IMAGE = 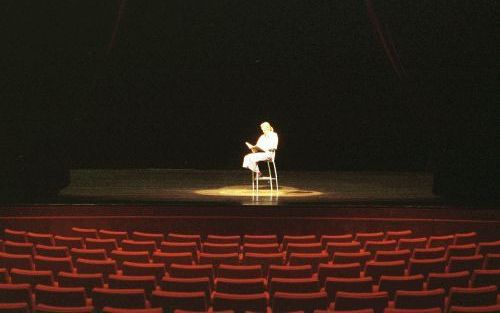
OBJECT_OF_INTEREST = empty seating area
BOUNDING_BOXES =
[0,228,500,312]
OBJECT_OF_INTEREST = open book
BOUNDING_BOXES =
[245,142,264,153]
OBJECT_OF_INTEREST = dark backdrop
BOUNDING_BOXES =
[1,1,497,174]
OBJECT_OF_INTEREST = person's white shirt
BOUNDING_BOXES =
[256,131,278,152]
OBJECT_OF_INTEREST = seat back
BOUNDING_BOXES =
[217,264,263,279]
[447,255,483,273]
[10,268,54,287]
[160,276,211,299]
[324,277,373,302]
[131,231,164,247]
[378,274,424,301]
[70,248,107,262]
[92,288,146,310]
[151,290,208,312]
[448,285,498,307]
[364,260,406,283]
[408,257,446,278]
[268,277,320,296]
[4,241,34,255]
[268,264,313,281]
[98,229,129,244]
[56,271,104,297]
[35,284,87,307]
[0,252,34,270]
[0,283,32,306]
[272,291,328,313]
[318,262,361,286]
[34,255,73,275]
[215,277,266,294]
[333,291,389,313]
[394,288,445,310]
[426,271,470,294]
[212,291,268,313]
[122,261,165,282]
[35,244,69,258]
[471,269,500,288]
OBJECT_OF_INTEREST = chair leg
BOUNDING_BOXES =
[267,161,273,191]
[273,161,279,191]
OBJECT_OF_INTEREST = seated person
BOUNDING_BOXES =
[242,121,278,176]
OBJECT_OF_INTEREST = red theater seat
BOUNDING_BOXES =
[54,236,84,249]
[166,234,202,250]
[363,260,406,283]
[212,291,268,313]
[483,253,500,269]
[272,291,328,313]
[0,252,34,270]
[169,264,214,285]
[332,291,389,313]
[375,250,411,265]
[0,283,33,307]
[449,305,500,313]
[268,264,313,281]
[92,288,147,311]
[427,235,454,248]
[324,277,373,302]
[447,255,483,273]
[393,289,445,311]
[288,252,329,272]
[448,285,498,308]
[160,242,198,258]
[217,264,263,279]
[243,252,284,275]
[285,243,323,260]
[34,304,94,313]
[354,232,385,247]
[282,235,318,250]
[477,241,500,255]
[70,227,98,239]
[378,274,424,301]
[397,238,427,252]
[326,242,362,259]
[332,252,371,267]
[198,252,239,267]
[268,277,320,296]
[445,244,477,259]
[453,232,477,245]
[426,271,470,294]
[10,268,54,287]
[121,240,157,257]
[84,238,118,255]
[122,261,165,283]
[4,229,27,243]
[385,230,413,241]
[151,290,208,312]
[34,255,73,275]
[318,263,361,285]
[98,229,129,244]
[131,232,164,247]
[243,234,278,245]
[202,243,239,254]
[56,271,104,297]
[412,248,445,260]
[70,248,107,261]
[36,244,69,258]
[152,252,194,269]
[160,276,211,299]
[320,234,354,248]
[215,277,266,294]
[0,302,30,313]
[34,284,87,307]
[112,250,151,269]
[364,241,398,256]
[76,258,117,281]
[4,241,34,256]
[108,274,157,298]
[408,258,446,278]
[471,269,500,288]
[206,235,241,245]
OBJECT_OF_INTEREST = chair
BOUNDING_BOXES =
[285,243,323,260]
[453,232,477,245]
[408,258,446,278]
[122,261,166,283]
[426,271,470,294]
[483,253,500,269]
[427,235,454,248]
[108,274,156,298]
[449,305,500,313]
[332,252,371,267]
[34,284,87,307]
[269,277,320,296]
[4,229,27,243]
[169,264,214,285]
[121,240,157,257]
[363,260,406,283]
[477,240,500,255]
[54,236,84,249]
[412,248,446,260]
[70,248,107,262]
[326,242,362,259]
[242,243,280,254]
[166,234,202,250]
[34,255,73,275]
[378,274,424,301]
[70,227,98,239]
[0,252,34,270]
[160,276,211,299]
[268,264,313,281]
[243,253,284,275]
[36,244,69,258]
[375,250,411,265]
[282,235,318,250]
[243,234,278,245]
[445,244,476,259]
[212,291,268,313]
[354,233,385,247]
[10,268,54,287]
[318,263,361,286]
[112,250,151,269]
[34,304,94,313]
[215,277,266,294]
[320,234,354,248]
[272,291,328,313]
[385,230,413,241]
[324,277,373,302]
[202,243,239,254]
[447,255,483,273]
[75,258,117,282]
[102,308,163,313]
[397,238,427,252]
[252,150,278,193]
[332,291,389,313]
[26,233,54,247]
[0,283,32,307]
[131,232,164,247]
[98,229,129,244]
[393,289,445,311]
[4,241,34,255]
[217,264,263,279]
[57,271,104,297]
[288,252,329,272]
[84,238,118,255]
[0,302,30,313]
[471,269,500,288]
[151,290,208,313]
[152,252,193,269]
[448,285,498,308]
[92,288,147,311]
[364,241,397,256]
[198,252,239,266]
[206,235,241,245]
[160,242,198,258]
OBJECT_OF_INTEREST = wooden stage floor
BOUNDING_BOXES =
[58,169,438,207]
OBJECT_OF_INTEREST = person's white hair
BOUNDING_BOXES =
[260,122,273,132]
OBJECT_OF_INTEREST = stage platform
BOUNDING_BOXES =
[1,169,498,239]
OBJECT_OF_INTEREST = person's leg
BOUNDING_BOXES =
[243,153,267,173]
